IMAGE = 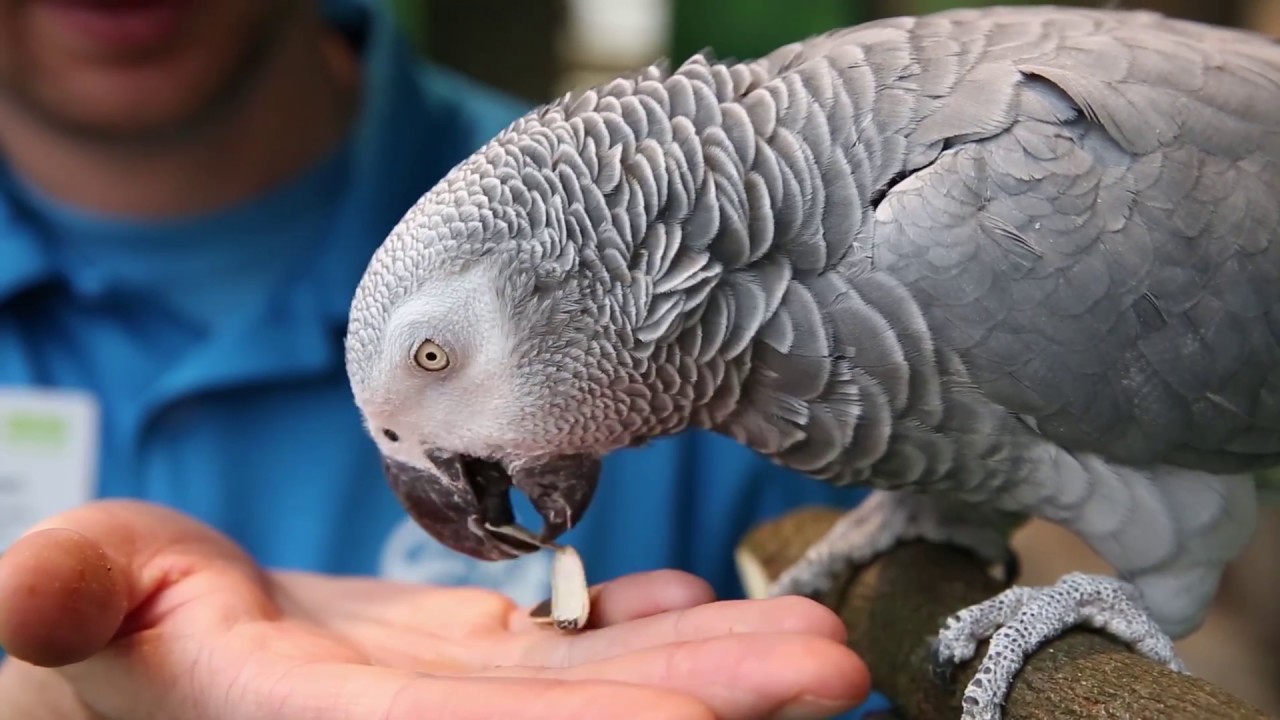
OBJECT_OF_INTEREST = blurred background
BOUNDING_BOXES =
[384,0,1280,714]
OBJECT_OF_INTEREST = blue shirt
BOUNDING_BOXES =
[0,1,888,715]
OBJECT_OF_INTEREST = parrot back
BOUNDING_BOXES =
[623,5,1280,498]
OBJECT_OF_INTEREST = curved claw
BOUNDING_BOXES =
[928,638,959,687]
[1000,552,1021,588]
[933,573,1183,720]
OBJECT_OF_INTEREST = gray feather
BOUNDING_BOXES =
[347,4,1280,640]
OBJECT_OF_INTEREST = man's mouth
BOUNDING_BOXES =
[37,0,194,55]
[381,451,601,561]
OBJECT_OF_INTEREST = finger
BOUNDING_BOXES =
[0,528,128,667]
[294,568,716,641]
[513,595,848,668]
[0,500,273,667]
[511,569,716,632]
[586,569,716,627]
[396,677,715,720]
[242,661,716,720]
[286,571,721,676]
[0,656,90,718]
[479,632,870,720]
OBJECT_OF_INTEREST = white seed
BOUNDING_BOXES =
[550,545,591,631]
[488,525,590,633]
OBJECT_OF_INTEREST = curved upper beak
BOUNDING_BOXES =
[381,451,601,562]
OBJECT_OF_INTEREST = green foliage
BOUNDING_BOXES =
[911,0,1041,12]
[670,0,1048,66]
[671,0,871,65]
[386,0,430,54]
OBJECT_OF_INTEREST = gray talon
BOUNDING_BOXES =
[932,572,1184,720]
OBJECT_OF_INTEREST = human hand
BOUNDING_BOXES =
[0,500,869,719]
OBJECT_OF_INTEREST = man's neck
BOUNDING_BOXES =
[0,9,360,220]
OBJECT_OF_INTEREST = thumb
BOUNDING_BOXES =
[0,526,126,667]
[0,500,272,668]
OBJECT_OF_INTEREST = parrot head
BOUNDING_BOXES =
[343,116,660,561]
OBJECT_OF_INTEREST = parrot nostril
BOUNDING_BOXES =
[382,428,400,443]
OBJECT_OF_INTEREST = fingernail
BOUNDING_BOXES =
[775,696,854,719]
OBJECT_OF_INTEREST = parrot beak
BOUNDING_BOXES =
[381,451,601,562]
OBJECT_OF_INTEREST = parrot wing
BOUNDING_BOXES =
[861,7,1280,473]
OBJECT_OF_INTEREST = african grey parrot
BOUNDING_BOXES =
[344,5,1280,718]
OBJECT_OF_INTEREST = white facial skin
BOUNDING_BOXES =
[353,266,529,468]
[348,257,614,560]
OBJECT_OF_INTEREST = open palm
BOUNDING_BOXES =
[0,501,869,720]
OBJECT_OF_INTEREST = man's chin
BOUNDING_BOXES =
[20,70,236,145]
[10,23,288,147]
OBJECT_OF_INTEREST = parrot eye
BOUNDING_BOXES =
[413,339,450,371]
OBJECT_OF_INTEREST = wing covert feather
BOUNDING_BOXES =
[866,12,1280,471]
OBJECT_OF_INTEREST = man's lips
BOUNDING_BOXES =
[37,0,193,54]
[382,451,601,562]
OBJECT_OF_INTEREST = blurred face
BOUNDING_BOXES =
[0,0,299,142]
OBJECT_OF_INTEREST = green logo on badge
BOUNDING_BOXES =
[2,411,68,449]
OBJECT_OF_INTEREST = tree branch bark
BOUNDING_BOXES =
[734,507,1266,719]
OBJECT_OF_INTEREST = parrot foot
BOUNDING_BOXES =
[766,490,1014,600]
[930,572,1185,720]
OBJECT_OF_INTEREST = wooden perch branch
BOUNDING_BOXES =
[734,507,1266,720]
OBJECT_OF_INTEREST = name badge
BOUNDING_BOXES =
[0,387,100,551]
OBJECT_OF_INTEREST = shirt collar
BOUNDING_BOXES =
[301,0,535,331]
[0,184,54,305]
[140,3,490,405]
